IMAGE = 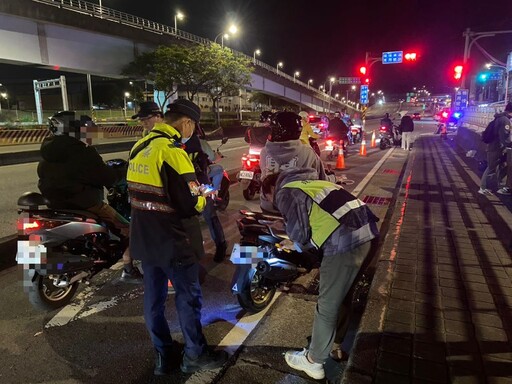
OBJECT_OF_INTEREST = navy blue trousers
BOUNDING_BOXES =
[141,260,207,359]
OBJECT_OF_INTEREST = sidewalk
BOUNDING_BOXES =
[344,135,512,383]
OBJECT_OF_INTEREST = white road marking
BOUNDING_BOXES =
[351,147,397,197]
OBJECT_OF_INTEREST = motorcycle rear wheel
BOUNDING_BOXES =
[216,190,230,211]
[236,268,276,313]
[29,273,79,311]
[379,139,389,150]
[243,187,256,201]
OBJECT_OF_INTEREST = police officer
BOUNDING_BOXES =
[261,168,379,380]
[166,100,228,262]
[127,99,228,376]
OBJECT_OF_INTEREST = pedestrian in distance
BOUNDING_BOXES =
[261,168,379,380]
[38,111,142,283]
[399,114,414,151]
[127,99,228,376]
[479,102,512,196]
[167,100,228,263]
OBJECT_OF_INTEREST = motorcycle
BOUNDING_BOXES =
[211,137,230,211]
[379,124,401,149]
[16,159,130,311]
[238,150,261,201]
[325,136,348,161]
[230,210,320,313]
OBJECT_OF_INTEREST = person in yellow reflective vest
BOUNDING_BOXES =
[127,99,227,376]
[261,168,379,381]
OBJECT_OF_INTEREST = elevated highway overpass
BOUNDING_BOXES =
[0,0,358,114]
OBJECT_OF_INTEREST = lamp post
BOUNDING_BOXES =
[485,62,509,104]
[276,61,283,74]
[293,71,300,83]
[174,11,184,33]
[0,92,8,112]
[215,24,238,48]
[327,77,335,112]
[123,92,130,118]
[308,79,313,88]
[253,49,261,64]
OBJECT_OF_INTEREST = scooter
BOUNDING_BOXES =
[379,124,401,149]
[238,150,261,201]
[16,159,130,311]
[230,210,320,313]
[325,136,348,161]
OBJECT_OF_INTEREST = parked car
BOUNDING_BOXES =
[412,112,421,120]
[308,115,328,135]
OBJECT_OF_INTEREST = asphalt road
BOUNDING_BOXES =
[0,118,438,383]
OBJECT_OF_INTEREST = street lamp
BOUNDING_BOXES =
[123,92,130,118]
[174,11,184,33]
[328,77,336,112]
[215,24,238,47]
[276,61,284,73]
[308,79,313,88]
[0,92,8,111]
[293,71,300,83]
[253,49,261,64]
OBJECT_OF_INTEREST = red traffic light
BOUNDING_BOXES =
[404,52,417,61]
[364,78,370,84]
[359,66,367,75]
[453,65,463,80]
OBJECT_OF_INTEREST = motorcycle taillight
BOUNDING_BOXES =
[17,217,66,235]
[326,139,333,146]
[241,154,260,170]
[379,126,387,132]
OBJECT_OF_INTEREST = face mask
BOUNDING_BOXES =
[181,136,191,144]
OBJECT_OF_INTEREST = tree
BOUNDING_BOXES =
[201,44,252,125]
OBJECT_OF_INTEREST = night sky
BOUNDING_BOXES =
[107,0,512,96]
[2,0,512,98]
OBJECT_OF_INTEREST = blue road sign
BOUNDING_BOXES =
[360,85,369,104]
[382,51,403,64]
[454,89,469,112]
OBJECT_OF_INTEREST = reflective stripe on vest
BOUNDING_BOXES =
[283,180,366,248]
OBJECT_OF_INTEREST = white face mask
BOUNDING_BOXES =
[181,136,191,144]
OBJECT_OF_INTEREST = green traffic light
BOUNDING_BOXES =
[478,73,489,82]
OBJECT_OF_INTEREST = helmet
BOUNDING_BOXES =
[384,113,390,118]
[48,111,78,136]
[269,111,302,142]
[298,111,309,120]
[259,111,273,123]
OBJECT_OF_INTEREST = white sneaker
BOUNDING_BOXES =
[284,348,325,380]
[478,188,493,196]
[497,187,512,196]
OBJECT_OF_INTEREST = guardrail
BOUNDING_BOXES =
[0,125,143,146]
[32,0,355,111]
[460,102,506,130]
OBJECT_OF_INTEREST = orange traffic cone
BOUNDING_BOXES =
[335,140,345,170]
[359,136,367,156]
[371,130,376,148]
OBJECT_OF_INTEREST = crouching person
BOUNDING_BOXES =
[261,168,379,380]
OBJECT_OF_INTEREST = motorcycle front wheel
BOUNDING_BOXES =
[236,268,276,313]
[379,139,389,150]
[29,273,79,311]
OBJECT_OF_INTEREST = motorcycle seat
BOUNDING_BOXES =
[17,192,50,208]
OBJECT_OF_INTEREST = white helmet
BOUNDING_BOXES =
[298,111,309,119]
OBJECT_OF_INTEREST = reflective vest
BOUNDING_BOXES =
[127,123,205,214]
[283,180,369,248]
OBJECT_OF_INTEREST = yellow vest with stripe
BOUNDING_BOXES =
[282,180,366,248]
[127,122,205,214]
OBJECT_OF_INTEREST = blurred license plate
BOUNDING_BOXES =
[239,171,254,180]
[325,145,334,151]
[16,240,47,265]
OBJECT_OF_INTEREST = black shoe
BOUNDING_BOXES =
[213,242,227,263]
[120,266,143,284]
[180,349,228,373]
[154,352,171,376]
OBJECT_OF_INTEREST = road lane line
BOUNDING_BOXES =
[351,147,396,197]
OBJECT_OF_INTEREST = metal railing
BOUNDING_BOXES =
[32,0,352,111]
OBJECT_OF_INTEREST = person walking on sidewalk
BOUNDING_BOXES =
[399,114,414,151]
[127,99,227,376]
[479,102,512,196]
[261,168,379,380]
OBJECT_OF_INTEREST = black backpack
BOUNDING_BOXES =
[481,118,497,144]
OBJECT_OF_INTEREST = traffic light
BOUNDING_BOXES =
[478,72,488,82]
[404,52,417,61]
[453,65,463,80]
[364,78,370,84]
[359,66,367,75]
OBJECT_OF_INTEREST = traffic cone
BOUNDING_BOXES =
[359,136,367,156]
[336,140,345,170]
[371,130,376,148]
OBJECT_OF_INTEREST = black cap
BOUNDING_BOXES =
[505,102,512,112]
[131,101,163,119]
[166,99,201,123]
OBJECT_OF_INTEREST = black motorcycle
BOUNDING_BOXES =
[379,124,401,149]
[16,159,130,311]
[230,210,320,313]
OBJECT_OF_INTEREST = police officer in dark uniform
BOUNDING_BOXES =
[127,99,227,376]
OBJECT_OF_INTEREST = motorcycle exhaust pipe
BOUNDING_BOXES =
[256,258,298,281]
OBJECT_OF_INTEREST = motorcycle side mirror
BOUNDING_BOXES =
[221,137,229,145]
